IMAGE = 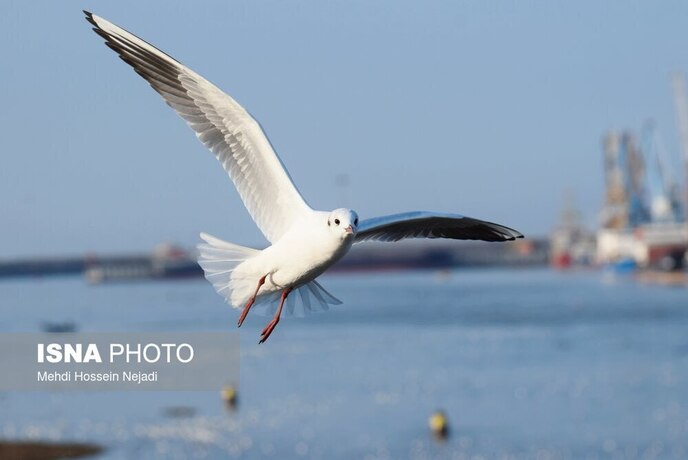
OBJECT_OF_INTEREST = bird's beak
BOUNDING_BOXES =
[344,225,354,234]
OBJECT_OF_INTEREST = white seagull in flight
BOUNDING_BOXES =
[85,12,523,343]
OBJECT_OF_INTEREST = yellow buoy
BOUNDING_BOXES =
[221,385,238,410]
[429,410,449,440]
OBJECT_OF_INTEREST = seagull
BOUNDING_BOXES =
[85,11,523,343]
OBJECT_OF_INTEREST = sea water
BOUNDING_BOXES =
[0,269,687,459]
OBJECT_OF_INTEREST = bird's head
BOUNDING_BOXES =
[327,208,359,240]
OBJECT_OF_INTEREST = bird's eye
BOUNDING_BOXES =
[354,218,358,225]
[334,219,340,225]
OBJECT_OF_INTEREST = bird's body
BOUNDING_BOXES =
[252,213,354,290]
[85,11,524,342]
[214,209,356,307]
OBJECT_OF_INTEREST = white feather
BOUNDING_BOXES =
[86,13,312,244]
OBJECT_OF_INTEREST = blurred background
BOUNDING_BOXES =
[1,1,688,459]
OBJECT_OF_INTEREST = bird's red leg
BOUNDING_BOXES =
[237,275,267,327]
[259,287,292,344]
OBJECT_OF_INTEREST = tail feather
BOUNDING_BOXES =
[311,280,343,305]
[259,283,342,317]
[197,232,259,307]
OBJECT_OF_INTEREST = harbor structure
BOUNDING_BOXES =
[597,117,688,270]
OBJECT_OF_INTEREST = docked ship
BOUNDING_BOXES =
[597,121,687,271]
[84,243,200,283]
[550,191,596,268]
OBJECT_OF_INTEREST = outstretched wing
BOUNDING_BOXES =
[355,211,523,243]
[85,11,312,243]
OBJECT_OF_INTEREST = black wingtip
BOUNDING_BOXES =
[83,10,97,27]
[510,230,525,240]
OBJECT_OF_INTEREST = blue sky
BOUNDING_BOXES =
[2,1,687,257]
